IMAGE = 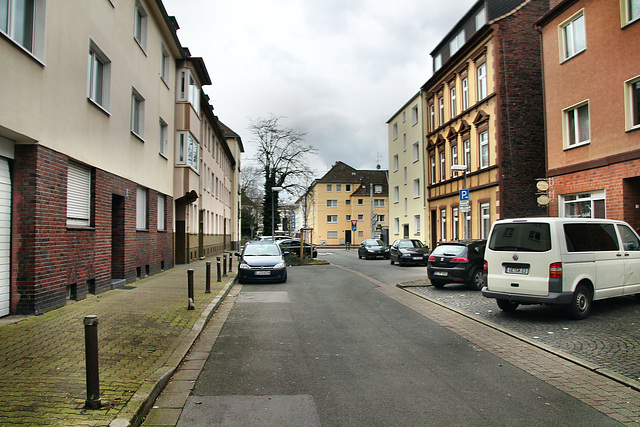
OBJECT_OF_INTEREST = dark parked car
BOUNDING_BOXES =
[389,239,430,266]
[358,239,390,260]
[235,241,288,284]
[277,239,317,258]
[427,240,486,290]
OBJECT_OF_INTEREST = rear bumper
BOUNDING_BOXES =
[481,287,574,305]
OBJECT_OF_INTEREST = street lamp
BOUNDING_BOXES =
[271,186,283,240]
[451,164,469,239]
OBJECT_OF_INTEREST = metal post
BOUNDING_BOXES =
[84,315,101,409]
[223,253,227,276]
[228,253,233,272]
[187,269,195,310]
[217,256,222,282]
[205,261,211,293]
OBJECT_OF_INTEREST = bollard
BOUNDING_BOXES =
[187,269,195,310]
[84,315,101,409]
[229,253,233,272]
[223,253,227,276]
[205,261,211,293]
[217,256,222,282]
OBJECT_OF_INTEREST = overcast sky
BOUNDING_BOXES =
[162,0,476,177]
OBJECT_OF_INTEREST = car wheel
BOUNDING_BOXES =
[238,276,245,284]
[390,258,395,265]
[281,272,288,283]
[567,284,592,320]
[467,269,485,291]
[430,280,445,288]
[358,253,362,259]
[497,299,519,313]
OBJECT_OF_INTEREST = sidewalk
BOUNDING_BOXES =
[0,255,236,427]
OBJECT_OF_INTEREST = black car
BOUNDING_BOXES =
[277,239,317,258]
[389,239,430,266]
[235,241,288,284]
[358,239,390,260]
[427,240,486,290]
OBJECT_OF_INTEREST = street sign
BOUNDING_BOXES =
[352,226,357,232]
[351,219,357,232]
[460,205,470,213]
[459,200,469,207]
[459,189,469,201]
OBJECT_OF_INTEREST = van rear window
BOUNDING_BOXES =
[488,223,551,252]
[564,223,619,252]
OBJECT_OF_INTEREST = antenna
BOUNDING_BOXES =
[375,152,381,170]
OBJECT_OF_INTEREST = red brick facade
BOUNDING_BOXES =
[12,145,174,315]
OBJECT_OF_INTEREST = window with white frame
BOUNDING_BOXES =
[429,103,435,131]
[451,145,459,177]
[327,199,338,207]
[404,167,407,185]
[177,131,199,171]
[67,162,92,226]
[462,77,469,110]
[465,211,472,239]
[358,199,364,205]
[346,184,351,192]
[377,215,385,223]
[479,130,489,168]
[394,217,400,235]
[134,1,147,50]
[449,30,465,56]
[430,155,436,184]
[476,7,486,30]
[439,151,445,181]
[159,118,168,157]
[561,11,586,61]
[374,199,385,207]
[412,142,419,162]
[625,76,640,130]
[411,104,419,125]
[1,0,45,58]
[393,154,399,171]
[452,207,459,240]
[413,178,420,198]
[327,184,332,192]
[358,214,364,220]
[87,41,111,110]
[481,202,491,238]
[404,198,408,216]
[394,186,399,203]
[358,231,364,237]
[464,139,471,170]
[327,215,338,223]
[178,69,200,115]
[414,215,421,234]
[403,134,407,151]
[450,86,457,117]
[561,191,605,218]
[327,231,338,239]
[623,0,640,24]
[136,185,148,230]
[564,101,590,148]
[345,199,351,206]
[402,111,406,122]
[131,88,145,138]
[346,215,351,221]
[440,209,447,241]
[160,45,170,84]
[477,63,487,100]
[438,96,444,126]
[157,194,166,231]
[336,184,342,192]
[434,53,442,71]
[392,122,398,139]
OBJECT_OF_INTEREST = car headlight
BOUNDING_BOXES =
[274,262,286,269]
[239,263,251,270]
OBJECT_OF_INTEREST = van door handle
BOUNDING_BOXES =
[617,253,623,257]
[625,253,630,257]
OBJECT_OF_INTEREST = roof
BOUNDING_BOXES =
[315,161,389,197]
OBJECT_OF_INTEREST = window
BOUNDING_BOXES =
[394,218,400,235]
[623,0,640,24]
[327,231,338,239]
[131,88,145,138]
[178,69,200,115]
[358,231,364,237]
[561,11,586,60]
[564,101,590,148]
[159,119,168,157]
[404,198,408,216]
[157,194,166,231]
[429,104,435,131]
[336,184,342,192]
[412,142,419,162]
[392,122,398,139]
[430,155,436,184]
[450,86,457,117]
[403,134,407,151]
[413,178,420,198]
[136,186,148,230]
[377,215,385,223]
[462,77,469,110]
[451,145,459,177]
[358,214,364,221]
[481,203,491,238]
[327,215,338,223]
[87,41,111,110]
[160,45,170,84]
[440,209,447,241]
[438,97,444,126]
[452,208,459,240]
[346,215,351,221]
[393,154,399,171]
[564,223,618,252]
[411,104,419,125]
[67,162,92,226]
[618,224,640,251]
[434,53,442,71]
[477,63,487,100]
[404,167,407,185]
[358,199,364,205]
[345,200,351,206]
[464,139,471,171]
[414,215,421,234]
[345,184,351,192]
[625,76,640,130]
[327,199,338,207]
[373,199,385,207]
[327,184,332,192]
[464,211,472,240]
[394,186,399,203]
[476,7,486,30]
[177,131,199,171]
[449,30,465,56]
[561,191,605,218]
[439,151,445,182]
[1,0,45,58]
[479,131,489,168]
[134,1,147,50]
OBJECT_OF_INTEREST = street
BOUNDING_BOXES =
[174,249,621,426]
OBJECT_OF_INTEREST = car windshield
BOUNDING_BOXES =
[365,240,385,247]
[488,223,551,252]
[243,244,281,256]
[398,240,423,249]
[431,245,465,256]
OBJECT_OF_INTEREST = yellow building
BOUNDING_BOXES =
[297,162,389,246]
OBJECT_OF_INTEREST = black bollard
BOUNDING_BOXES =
[187,269,195,310]
[223,253,227,276]
[229,253,233,273]
[205,261,211,293]
[84,315,101,409]
[217,256,222,282]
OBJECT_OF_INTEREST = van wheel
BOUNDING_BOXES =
[497,299,519,313]
[468,269,484,291]
[567,284,592,320]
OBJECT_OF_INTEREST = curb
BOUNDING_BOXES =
[398,284,640,393]
[109,274,237,427]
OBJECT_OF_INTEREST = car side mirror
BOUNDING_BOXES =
[283,251,290,256]
[234,252,241,257]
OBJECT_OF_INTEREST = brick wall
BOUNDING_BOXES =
[11,145,174,315]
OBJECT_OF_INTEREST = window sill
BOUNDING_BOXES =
[88,98,111,116]
[0,31,45,66]
[563,140,590,151]
[625,125,640,134]
[67,225,95,231]
[137,228,149,232]
[560,48,586,65]
[131,131,145,143]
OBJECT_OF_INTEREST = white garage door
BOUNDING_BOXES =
[0,158,10,317]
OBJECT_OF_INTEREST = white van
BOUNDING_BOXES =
[482,217,640,319]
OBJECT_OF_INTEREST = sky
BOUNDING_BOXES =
[162,0,477,178]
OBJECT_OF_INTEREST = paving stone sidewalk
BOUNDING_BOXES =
[0,256,236,427]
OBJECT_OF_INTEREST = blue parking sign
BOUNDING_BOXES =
[460,189,469,201]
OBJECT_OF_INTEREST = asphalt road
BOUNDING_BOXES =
[178,249,619,426]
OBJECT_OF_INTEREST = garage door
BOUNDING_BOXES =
[0,158,10,317]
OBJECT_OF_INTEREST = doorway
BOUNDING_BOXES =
[111,195,125,280]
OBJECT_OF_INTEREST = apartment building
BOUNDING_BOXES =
[0,0,183,315]
[298,162,389,246]
[218,121,245,250]
[387,93,427,242]
[423,0,548,246]
[537,0,640,228]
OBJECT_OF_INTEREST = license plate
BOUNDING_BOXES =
[434,271,448,276]
[412,257,423,260]
[505,267,529,275]
[255,271,271,276]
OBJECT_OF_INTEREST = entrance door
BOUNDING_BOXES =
[403,224,409,239]
[0,158,11,316]
[111,195,125,280]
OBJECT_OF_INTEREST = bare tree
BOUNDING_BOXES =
[249,115,317,236]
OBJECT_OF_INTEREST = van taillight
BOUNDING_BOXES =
[549,262,562,278]
[484,260,488,273]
